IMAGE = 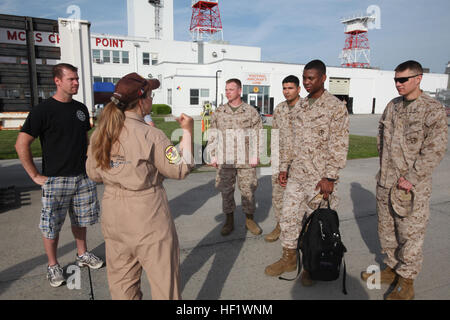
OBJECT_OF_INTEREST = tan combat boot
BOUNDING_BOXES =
[265,247,297,276]
[300,270,314,286]
[361,266,397,284]
[264,223,280,242]
[221,213,234,236]
[386,276,415,300]
[245,214,262,235]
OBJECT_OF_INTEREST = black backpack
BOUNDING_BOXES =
[281,201,347,295]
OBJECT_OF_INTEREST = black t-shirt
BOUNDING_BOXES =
[21,97,91,177]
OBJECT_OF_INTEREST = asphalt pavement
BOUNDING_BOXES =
[0,114,449,300]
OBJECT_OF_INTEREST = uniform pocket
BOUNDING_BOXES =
[240,117,252,128]
[405,130,421,144]
[404,123,423,152]
[310,122,329,144]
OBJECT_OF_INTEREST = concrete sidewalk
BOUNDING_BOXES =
[1,115,449,300]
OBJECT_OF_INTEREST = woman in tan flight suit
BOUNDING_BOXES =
[86,72,193,300]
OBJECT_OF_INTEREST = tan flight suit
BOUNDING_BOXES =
[86,111,193,300]
[207,102,263,215]
[279,90,349,249]
[376,92,447,279]
[271,99,303,223]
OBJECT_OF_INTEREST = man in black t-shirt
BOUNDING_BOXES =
[15,63,103,288]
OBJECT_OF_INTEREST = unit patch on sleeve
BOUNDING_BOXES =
[165,145,181,164]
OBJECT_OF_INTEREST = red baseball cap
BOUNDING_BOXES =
[111,73,160,106]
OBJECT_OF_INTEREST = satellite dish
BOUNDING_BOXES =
[148,73,153,78]
[212,51,218,58]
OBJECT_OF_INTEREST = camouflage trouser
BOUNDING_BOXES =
[271,174,285,223]
[279,180,339,249]
[377,183,431,279]
[215,167,257,215]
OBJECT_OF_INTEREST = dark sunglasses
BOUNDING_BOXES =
[394,74,422,84]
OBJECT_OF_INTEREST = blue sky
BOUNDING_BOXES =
[1,0,449,73]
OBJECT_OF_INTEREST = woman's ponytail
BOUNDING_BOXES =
[90,101,126,170]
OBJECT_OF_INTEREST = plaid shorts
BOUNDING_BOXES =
[40,174,100,239]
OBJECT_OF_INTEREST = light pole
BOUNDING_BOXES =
[215,70,222,110]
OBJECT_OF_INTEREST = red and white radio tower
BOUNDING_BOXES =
[190,0,223,42]
[340,14,375,68]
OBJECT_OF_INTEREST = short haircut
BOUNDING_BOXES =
[226,78,242,88]
[304,59,326,76]
[282,75,300,87]
[395,60,423,74]
[52,63,78,79]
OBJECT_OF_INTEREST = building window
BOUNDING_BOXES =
[151,53,158,65]
[112,51,120,64]
[93,50,101,63]
[143,52,150,65]
[113,78,120,84]
[190,89,199,105]
[103,50,110,63]
[200,89,209,98]
[93,76,102,83]
[103,77,112,83]
[167,89,172,105]
[122,51,129,64]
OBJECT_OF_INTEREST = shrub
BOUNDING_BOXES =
[152,104,172,115]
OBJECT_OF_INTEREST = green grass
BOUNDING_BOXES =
[348,134,379,159]
[0,130,42,159]
[0,128,96,160]
[257,127,379,160]
[0,122,379,160]
[152,117,185,139]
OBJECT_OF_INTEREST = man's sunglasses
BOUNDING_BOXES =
[394,74,422,84]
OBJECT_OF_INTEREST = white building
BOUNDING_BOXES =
[1,0,447,129]
[88,0,448,116]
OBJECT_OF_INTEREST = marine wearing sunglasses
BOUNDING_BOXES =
[394,74,423,84]
[394,61,424,102]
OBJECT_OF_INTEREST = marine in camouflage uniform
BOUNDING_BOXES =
[265,61,349,281]
[271,100,303,220]
[266,92,303,242]
[207,87,263,236]
[279,90,349,250]
[375,93,447,277]
[361,60,448,300]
